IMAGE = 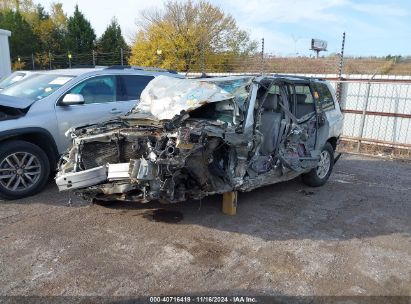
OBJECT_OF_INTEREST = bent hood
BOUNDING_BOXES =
[134,75,234,120]
[0,94,34,109]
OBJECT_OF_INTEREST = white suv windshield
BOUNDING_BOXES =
[1,74,74,101]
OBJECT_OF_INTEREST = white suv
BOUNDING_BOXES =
[0,67,183,199]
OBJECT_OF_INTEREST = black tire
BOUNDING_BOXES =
[302,142,334,187]
[0,140,50,200]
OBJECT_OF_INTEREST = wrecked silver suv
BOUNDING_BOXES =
[56,75,343,204]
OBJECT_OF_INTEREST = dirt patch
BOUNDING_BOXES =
[0,154,410,296]
[144,209,184,223]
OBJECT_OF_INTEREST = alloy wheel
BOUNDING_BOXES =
[316,150,331,179]
[0,152,42,191]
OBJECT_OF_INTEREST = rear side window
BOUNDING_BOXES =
[117,75,154,101]
[294,84,315,119]
[313,82,335,110]
[294,85,314,104]
[268,85,280,94]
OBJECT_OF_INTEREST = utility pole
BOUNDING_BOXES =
[92,50,96,66]
[292,35,300,56]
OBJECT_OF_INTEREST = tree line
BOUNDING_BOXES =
[0,0,258,72]
[0,0,129,68]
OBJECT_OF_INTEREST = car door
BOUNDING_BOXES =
[289,82,318,150]
[54,74,157,149]
[55,75,120,148]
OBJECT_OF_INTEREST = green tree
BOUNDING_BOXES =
[130,0,257,71]
[97,17,129,53]
[0,9,38,57]
[66,5,95,54]
[96,17,130,64]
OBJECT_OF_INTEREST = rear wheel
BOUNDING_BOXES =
[0,141,50,200]
[302,142,334,187]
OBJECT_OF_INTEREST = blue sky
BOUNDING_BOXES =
[40,0,411,56]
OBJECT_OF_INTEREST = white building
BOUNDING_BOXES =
[0,29,11,78]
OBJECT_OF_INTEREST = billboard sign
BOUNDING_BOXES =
[311,39,327,51]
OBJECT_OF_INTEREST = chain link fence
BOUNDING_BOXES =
[12,49,132,70]
[335,76,411,158]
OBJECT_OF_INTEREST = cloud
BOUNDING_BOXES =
[348,2,408,17]
[220,0,346,24]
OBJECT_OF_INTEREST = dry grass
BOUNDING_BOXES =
[338,140,411,159]
[198,56,411,75]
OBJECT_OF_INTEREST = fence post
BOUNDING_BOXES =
[49,51,52,70]
[356,75,376,152]
[120,48,124,66]
[261,38,265,75]
[200,42,205,76]
[92,50,96,66]
[68,52,72,68]
[336,32,346,103]
[31,53,35,70]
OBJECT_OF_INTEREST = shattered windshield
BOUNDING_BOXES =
[207,76,252,107]
[132,76,252,121]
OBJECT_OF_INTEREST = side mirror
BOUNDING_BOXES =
[61,93,84,105]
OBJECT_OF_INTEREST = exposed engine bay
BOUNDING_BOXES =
[56,75,329,203]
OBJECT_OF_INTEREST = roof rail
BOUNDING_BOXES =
[105,65,178,74]
[271,73,324,81]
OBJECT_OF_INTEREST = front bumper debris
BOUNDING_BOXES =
[56,165,107,191]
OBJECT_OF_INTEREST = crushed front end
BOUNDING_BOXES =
[58,118,244,203]
[56,76,250,203]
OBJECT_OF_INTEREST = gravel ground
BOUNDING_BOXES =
[0,154,410,297]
